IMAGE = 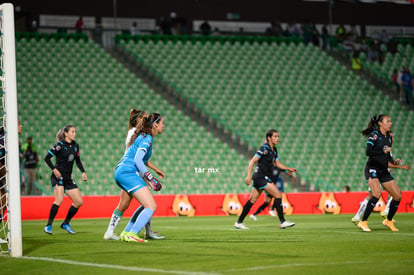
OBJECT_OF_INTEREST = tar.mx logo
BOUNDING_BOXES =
[194,167,220,174]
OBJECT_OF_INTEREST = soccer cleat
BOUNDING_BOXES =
[120,231,128,242]
[269,210,276,217]
[103,233,120,240]
[280,220,295,229]
[234,222,248,230]
[144,232,166,240]
[351,217,360,225]
[382,219,399,232]
[44,225,52,235]
[0,238,7,244]
[380,213,395,222]
[125,232,148,243]
[357,221,371,232]
[249,214,257,221]
[60,223,76,234]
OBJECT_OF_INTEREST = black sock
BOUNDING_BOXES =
[131,205,145,223]
[253,202,270,216]
[238,201,253,223]
[274,198,285,223]
[272,199,278,210]
[387,199,400,221]
[63,206,78,224]
[47,204,59,226]
[362,196,379,221]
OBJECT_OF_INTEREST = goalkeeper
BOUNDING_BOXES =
[104,109,165,241]
[114,113,165,243]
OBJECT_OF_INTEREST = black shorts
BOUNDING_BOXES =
[51,175,78,190]
[364,167,393,183]
[252,173,272,190]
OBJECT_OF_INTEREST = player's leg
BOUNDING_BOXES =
[44,181,65,234]
[104,190,132,240]
[264,184,294,229]
[126,187,157,242]
[270,180,284,216]
[352,192,372,224]
[358,178,381,232]
[61,187,83,234]
[235,188,261,229]
[250,195,272,220]
[381,195,393,218]
[381,180,401,231]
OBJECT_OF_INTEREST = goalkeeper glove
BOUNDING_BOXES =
[144,171,162,191]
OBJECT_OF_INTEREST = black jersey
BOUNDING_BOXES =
[254,143,279,177]
[365,130,394,172]
[44,140,85,180]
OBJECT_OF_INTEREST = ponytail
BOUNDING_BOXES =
[128,109,145,130]
[361,114,385,137]
[127,113,161,148]
[56,124,74,141]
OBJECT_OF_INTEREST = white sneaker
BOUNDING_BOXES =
[250,214,257,221]
[269,210,276,217]
[103,233,120,241]
[280,220,295,229]
[234,222,249,230]
[0,238,7,244]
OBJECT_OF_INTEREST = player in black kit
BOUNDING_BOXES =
[234,129,297,230]
[43,125,87,235]
[358,115,409,232]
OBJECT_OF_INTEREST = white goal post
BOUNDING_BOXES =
[0,3,22,257]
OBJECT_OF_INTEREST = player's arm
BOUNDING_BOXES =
[275,159,297,173]
[388,161,410,170]
[147,160,165,179]
[44,148,62,179]
[74,145,87,181]
[245,155,259,185]
[285,170,297,183]
[134,141,162,191]
[75,157,87,181]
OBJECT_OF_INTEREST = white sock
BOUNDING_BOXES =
[355,199,368,219]
[384,197,392,215]
[105,210,123,235]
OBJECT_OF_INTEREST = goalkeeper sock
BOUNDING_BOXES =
[47,204,59,226]
[387,199,400,221]
[106,209,123,235]
[253,201,270,216]
[362,196,379,221]
[238,200,253,223]
[124,206,144,232]
[63,205,78,224]
[131,208,154,234]
[274,198,285,223]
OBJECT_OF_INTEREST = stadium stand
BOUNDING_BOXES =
[117,34,414,192]
[16,33,250,196]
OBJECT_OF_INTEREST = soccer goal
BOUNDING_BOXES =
[0,3,22,257]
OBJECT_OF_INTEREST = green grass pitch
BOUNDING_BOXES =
[1,214,414,274]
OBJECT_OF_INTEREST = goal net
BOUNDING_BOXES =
[0,3,22,257]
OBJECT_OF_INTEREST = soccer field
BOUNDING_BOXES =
[1,214,414,275]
